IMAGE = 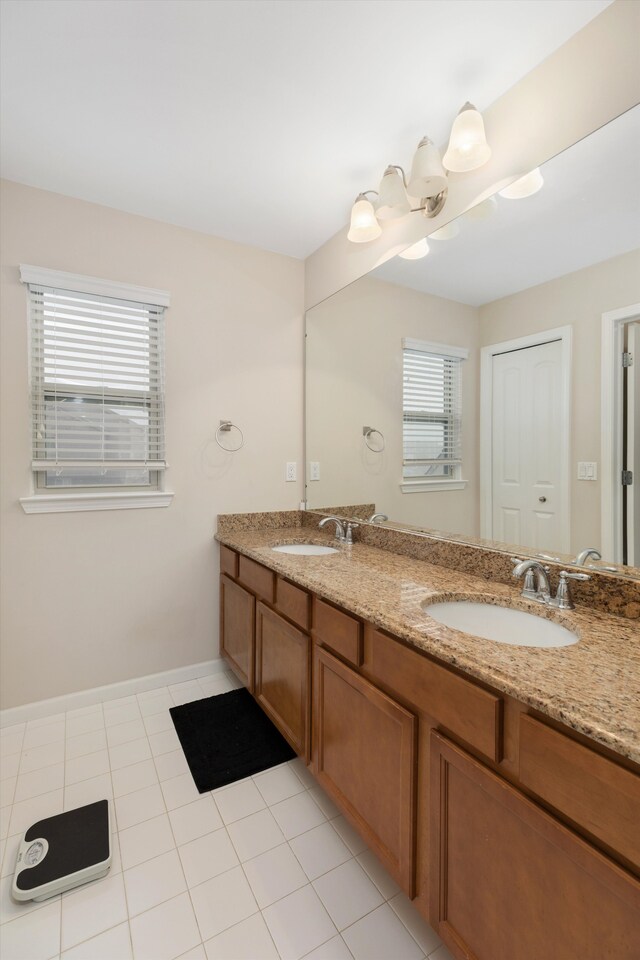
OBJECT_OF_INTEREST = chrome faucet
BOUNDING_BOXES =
[318,516,346,542]
[574,547,602,566]
[552,570,591,610]
[344,522,359,545]
[511,558,552,604]
[368,513,388,523]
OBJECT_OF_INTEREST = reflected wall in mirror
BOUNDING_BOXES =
[305,107,640,577]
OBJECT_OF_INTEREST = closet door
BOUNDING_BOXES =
[429,731,640,960]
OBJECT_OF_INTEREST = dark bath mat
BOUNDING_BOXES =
[170,687,296,792]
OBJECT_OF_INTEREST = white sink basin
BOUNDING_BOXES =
[424,600,578,648]
[272,543,339,556]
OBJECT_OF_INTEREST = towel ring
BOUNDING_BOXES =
[215,420,244,452]
[363,426,385,452]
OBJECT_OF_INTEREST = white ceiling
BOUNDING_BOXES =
[373,105,640,305]
[0,0,612,259]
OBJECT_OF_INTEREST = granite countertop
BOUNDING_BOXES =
[215,526,640,765]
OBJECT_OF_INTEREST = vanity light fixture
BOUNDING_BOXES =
[498,167,544,199]
[430,220,460,240]
[398,238,429,260]
[347,101,491,244]
[442,102,492,172]
[464,195,498,222]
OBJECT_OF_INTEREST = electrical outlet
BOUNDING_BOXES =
[309,461,320,481]
[286,461,297,482]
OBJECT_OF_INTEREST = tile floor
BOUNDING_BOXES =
[0,669,453,960]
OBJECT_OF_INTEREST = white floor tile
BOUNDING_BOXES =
[341,903,423,960]
[198,675,237,699]
[189,866,258,941]
[103,703,141,728]
[65,712,105,740]
[254,764,306,806]
[63,773,113,811]
[227,809,285,862]
[262,884,337,960]
[9,789,64,837]
[307,787,340,821]
[119,814,175,870]
[106,719,146,748]
[204,913,279,960]
[22,721,65,750]
[331,817,368,856]
[109,737,152,771]
[313,860,384,931]
[129,891,201,960]
[65,703,102,719]
[0,778,16,808]
[112,759,158,798]
[168,797,222,846]
[114,783,166,831]
[389,893,442,956]
[139,694,175,718]
[212,778,266,825]
[302,935,354,960]
[154,750,190,782]
[15,763,64,803]
[0,873,59,925]
[137,687,170,702]
[64,750,110,786]
[1,753,20,781]
[61,873,127,951]
[19,741,65,775]
[0,731,24,759]
[177,946,207,960]
[27,713,65,729]
[288,758,317,790]
[356,850,401,900]
[178,828,239,888]
[1,834,20,878]
[64,729,107,761]
[124,848,187,917]
[243,842,308,909]
[149,728,181,757]
[270,791,326,840]
[61,921,132,960]
[0,897,61,960]
[0,723,25,740]
[290,823,352,880]
[428,945,455,960]
[161,773,200,811]
[169,681,204,706]
[143,711,174,736]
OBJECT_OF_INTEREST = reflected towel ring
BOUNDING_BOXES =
[363,426,385,452]
[215,420,244,452]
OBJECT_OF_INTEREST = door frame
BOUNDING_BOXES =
[601,303,640,562]
[480,326,572,552]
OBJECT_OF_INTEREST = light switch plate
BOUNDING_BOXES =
[309,461,320,481]
[577,461,598,480]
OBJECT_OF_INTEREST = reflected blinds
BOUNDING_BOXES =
[27,283,166,481]
[402,339,467,480]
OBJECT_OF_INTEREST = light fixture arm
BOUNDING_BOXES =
[409,187,448,219]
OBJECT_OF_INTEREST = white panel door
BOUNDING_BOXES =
[627,322,640,566]
[491,340,564,551]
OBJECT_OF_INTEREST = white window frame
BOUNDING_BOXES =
[19,265,174,514]
[400,337,469,494]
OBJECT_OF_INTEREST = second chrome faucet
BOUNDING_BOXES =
[512,558,590,610]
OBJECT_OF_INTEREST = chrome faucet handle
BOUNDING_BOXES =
[551,570,591,610]
[344,522,359,545]
[318,516,346,542]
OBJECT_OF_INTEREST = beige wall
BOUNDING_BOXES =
[0,180,304,709]
[479,249,640,553]
[306,276,480,535]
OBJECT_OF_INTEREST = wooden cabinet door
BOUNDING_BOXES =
[313,645,417,895]
[220,574,255,692]
[430,732,640,960]
[255,603,310,759]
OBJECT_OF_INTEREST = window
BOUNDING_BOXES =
[402,337,468,491]
[20,266,171,512]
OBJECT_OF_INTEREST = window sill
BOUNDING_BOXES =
[400,479,467,493]
[20,491,174,514]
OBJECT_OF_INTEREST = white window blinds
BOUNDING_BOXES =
[402,338,468,480]
[24,269,167,488]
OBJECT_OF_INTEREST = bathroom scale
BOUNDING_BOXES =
[12,799,111,902]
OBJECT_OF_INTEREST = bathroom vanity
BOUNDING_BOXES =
[216,516,639,960]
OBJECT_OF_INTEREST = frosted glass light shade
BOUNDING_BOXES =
[430,221,460,240]
[347,195,382,242]
[376,167,411,220]
[443,102,491,172]
[499,168,544,199]
[407,138,448,199]
[398,238,429,260]
[465,195,497,222]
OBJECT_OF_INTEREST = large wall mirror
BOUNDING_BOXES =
[305,107,640,578]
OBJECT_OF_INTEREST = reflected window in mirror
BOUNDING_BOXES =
[402,338,469,490]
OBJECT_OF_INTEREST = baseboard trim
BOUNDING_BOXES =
[0,658,226,728]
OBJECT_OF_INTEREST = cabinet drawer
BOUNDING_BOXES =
[238,556,276,604]
[368,628,502,762]
[219,544,239,578]
[314,598,363,667]
[519,715,640,868]
[276,577,311,631]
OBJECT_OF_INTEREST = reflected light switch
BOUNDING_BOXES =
[577,461,598,480]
